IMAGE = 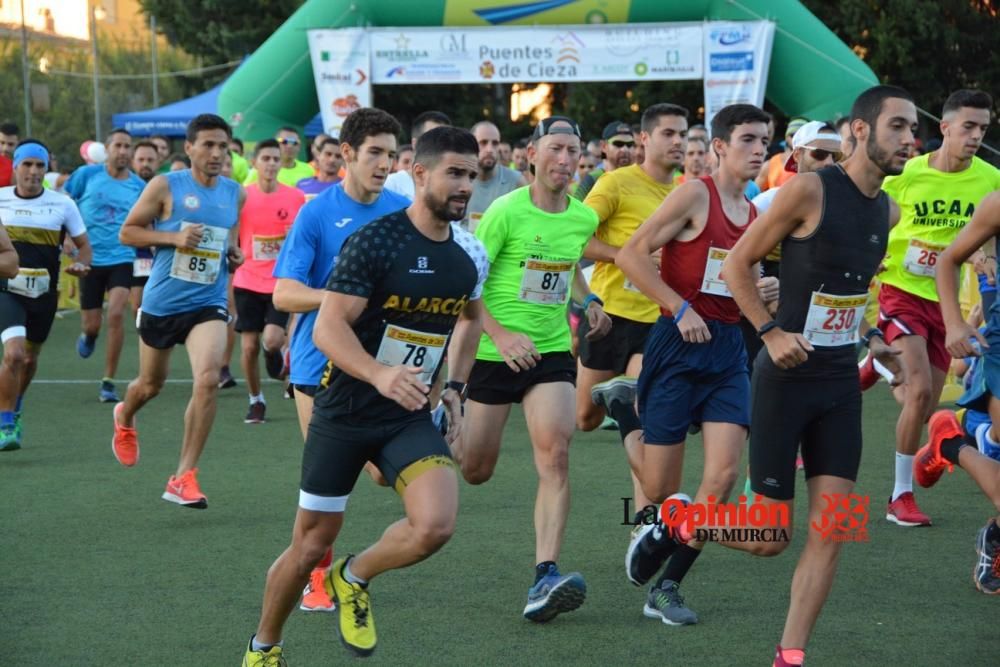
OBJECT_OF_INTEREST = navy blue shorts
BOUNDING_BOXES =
[637,316,749,444]
[957,305,1000,414]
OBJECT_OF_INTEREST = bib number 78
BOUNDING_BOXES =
[402,343,427,366]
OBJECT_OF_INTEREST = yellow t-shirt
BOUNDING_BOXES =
[881,154,1000,302]
[244,160,315,188]
[584,163,677,323]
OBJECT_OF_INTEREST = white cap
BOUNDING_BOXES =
[784,121,841,172]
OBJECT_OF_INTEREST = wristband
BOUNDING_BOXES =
[861,327,885,347]
[582,293,603,310]
[444,380,468,402]
[673,300,690,324]
[757,320,780,337]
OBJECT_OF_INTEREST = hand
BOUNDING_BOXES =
[675,306,711,344]
[175,224,204,249]
[876,256,889,274]
[945,320,989,359]
[441,389,464,445]
[227,245,245,269]
[493,328,540,372]
[372,365,429,411]
[757,276,780,303]
[61,238,78,258]
[870,338,905,387]
[973,253,997,286]
[65,262,90,277]
[584,303,612,341]
[762,328,813,369]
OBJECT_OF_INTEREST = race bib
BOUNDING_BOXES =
[7,267,49,298]
[252,234,285,261]
[133,257,153,278]
[803,291,868,347]
[701,247,732,297]
[467,212,483,233]
[519,259,572,305]
[903,239,945,278]
[169,222,226,285]
[374,324,447,385]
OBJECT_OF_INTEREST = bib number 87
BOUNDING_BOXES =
[188,257,208,272]
[823,308,856,332]
[403,343,427,366]
[541,272,560,290]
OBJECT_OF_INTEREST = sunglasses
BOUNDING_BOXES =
[807,148,842,162]
[276,138,300,146]
[609,140,636,148]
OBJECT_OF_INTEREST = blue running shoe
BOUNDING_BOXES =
[77,333,95,359]
[0,423,20,452]
[523,564,586,623]
[99,380,119,403]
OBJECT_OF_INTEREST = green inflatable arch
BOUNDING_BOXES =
[218,0,878,139]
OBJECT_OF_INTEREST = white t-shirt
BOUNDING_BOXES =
[384,170,415,199]
[751,186,779,214]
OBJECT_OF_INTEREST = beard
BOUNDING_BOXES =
[424,189,468,222]
[479,155,496,171]
[866,128,902,176]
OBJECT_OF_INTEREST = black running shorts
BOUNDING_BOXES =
[80,263,133,310]
[137,305,230,349]
[578,313,652,372]
[467,351,576,404]
[233,287,289,333]
[0,290,58,344]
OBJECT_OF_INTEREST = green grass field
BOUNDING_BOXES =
[2,313,998,666]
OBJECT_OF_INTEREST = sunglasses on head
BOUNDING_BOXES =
[277,138,300,146]
[609,140,635,148]
[807,148,842,162]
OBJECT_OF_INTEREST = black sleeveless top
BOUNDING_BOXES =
[759,165,889,379]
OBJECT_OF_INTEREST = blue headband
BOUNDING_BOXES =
[13,143,49,170]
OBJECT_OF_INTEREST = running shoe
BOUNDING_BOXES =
[245,402,266,424]
[0,422,20,452]
[264,348,284,380]
[885,491,931,527]
[974,519,1000,595]
[218,366,237,389]
[162,468,207,509]
[590,375,637,411]
[76,333,95,359]
[328,557,376,656]
[300,567,336,612]
[241,638,286,667]
[599,416,618,431]
[111,402,139,467]
[99,379,119,403]
[523,564,586,623]
[773,646,806,667]
[626,493,690,586]
[643,579,698,625]
[914,410,960,488]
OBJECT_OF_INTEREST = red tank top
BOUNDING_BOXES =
[659,176,756,324]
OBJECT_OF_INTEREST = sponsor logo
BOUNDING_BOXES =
[634,62,648,76]
[811,493,870,542]
[409,256,434,274]
[480,60,496,79]
[183,195,200,210]
[385,66,406,78]
[710,52,754,72]
[332,94,361,118]
[711,26,752,46]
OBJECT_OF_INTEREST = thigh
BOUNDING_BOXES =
[523,380,576,448]
[299,417,374,512]
[378,417,455,495]
[460,399,513,466]
[262,322,287,350]
[185,318,228,380]
[24,293,58,345]
[264,299,290,329]
[233,287,266,333]
[137,338,173,387]
[701,421,748,484]
[468,359,527,404]
[79,267,111,311]
[624,352,644,378]
[801,379,863,483]
[0,292,27,342]
[106,263,134,293]
[748,371,810,501]
[891,333,933,393]
[106,282,131,316]
[578,313,624,372]
[400,465,459,530]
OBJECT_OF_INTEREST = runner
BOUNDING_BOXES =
[573,121,636,200]
[0,140,92,450]
[232,139,304,424]
[296,137,342,198]
[869,88,999,526]
[65,128,146,402]
[129,141,159,315]
[384,111,451,199]
[451,115,612,623]
[600,104,772,625]
[242,126,487,663]
[111,113,244,509]
[246,127,315,187]
[464,121,526,230]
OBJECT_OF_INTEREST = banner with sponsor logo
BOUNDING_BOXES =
[702,21,775,131]
[307,29,372,138]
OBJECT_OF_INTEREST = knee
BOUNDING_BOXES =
[747,537,790,557]
[107,310,125,329]
[703,467,740,499]
[411,517,455,557]
[641,481,672,506]
[134,377,163,401]
[262,332,284,353]
[194,368,221,392]
[3,346,26,369]
[461,461,495,485]
[535,440,570,478]
[576,406,601,432]
[905,379,933,409]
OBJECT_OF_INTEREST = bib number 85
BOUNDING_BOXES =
[188,257,208,273]
[823,307,857,331]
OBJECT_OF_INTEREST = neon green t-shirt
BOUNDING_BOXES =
[230,151,249,184]
[474,187,599,361]
[881,154,1000,302]
[244,160,315,188]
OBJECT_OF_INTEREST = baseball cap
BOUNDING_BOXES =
[784,120,842,172]
[784,117,809,138]
[531,116,583,142]
[601,121,633,140]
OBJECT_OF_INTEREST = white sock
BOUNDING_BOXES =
[892,452,914,501]
[250,635,282,651]
[344,559,368,586]
[249,393,265,405]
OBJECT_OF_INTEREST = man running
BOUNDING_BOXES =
[66,128,146,402]
[868,88,999,526]
[273,107,410,614]
[464,121,526,230]
[129,141,159,315]
[242,126,487,664]
[0,140,92,450]
[451,116,612,623]
[601,104,771,625]
[246,127,315,187]
[573,121,636,200]
[232,139,304,424]
[111,113,244,509]
[384,111,451,199]
[296,137,342,199]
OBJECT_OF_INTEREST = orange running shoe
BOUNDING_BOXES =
[300,567,336,612]
[914,410,961,488]
[886,491,931,526]
[111,402,139,467]
[162,468,207,509]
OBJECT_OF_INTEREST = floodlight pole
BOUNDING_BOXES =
[19,0,32,135]
[91,3,102,140]
[151,14,159,107]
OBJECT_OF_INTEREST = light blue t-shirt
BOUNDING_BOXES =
[141,170,240,316]
[273,183,410,385]
[65,164,145,266]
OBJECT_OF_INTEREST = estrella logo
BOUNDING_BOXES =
[385,66,406,78]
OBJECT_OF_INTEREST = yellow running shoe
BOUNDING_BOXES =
[241,638,286,666]
[327,557,376,656]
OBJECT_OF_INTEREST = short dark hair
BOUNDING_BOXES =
[319,137,340,152]
[277,126,299,137]
[186,114,232,142]
[151,134,169,144]
[641,103,689,132]
[340,108,401,151]
[1,123,19,136]
[105,127,130,143]
[414,126,478,168]
[255,138,280,155]
[710,104,771,143]
[398,144,414,153]
[231,137,245,152]
[133,140,158,153]
[411,111,451,140]
[850,85,914,130]
[942,89,993,116]
[834,117,851,132]
[514,138,530,149]
[167,152,189,167]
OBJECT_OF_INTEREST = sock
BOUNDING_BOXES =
[249,393,265,405]
[657,544,702,586]
[343,558,368,587]
[102,376,114,384]
[940,435,969,465]
[776,646,805,666]
[14,395,22,413]
[534,560,557,583]
[0,411,14,426]
[250,635,282,652]
[606,399,642,443]
[891,452,914,501]
[221,365,230,374]
[987,519,1000,544]
[317,547,333,570]
[85,334,97,345]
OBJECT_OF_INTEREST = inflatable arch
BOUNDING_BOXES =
[218,0,878,139]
